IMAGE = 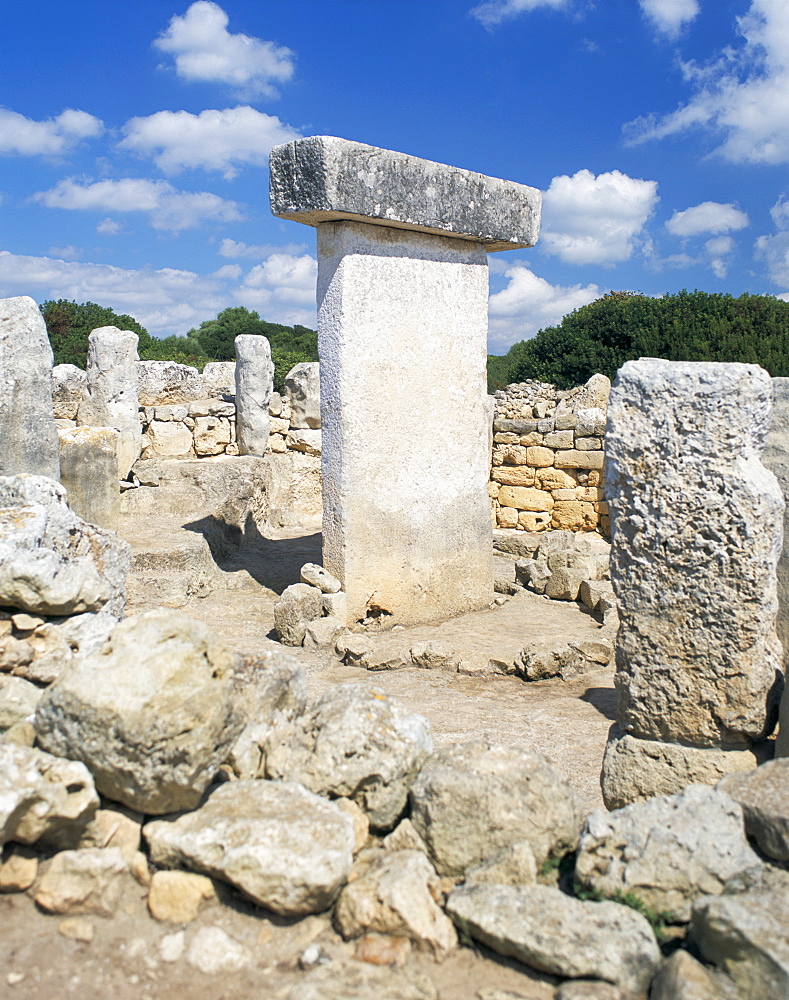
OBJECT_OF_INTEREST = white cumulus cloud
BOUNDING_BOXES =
[32,178,243,233]
[541,169,659,265]
[154,1,295,98]
[238,253,317,311]
[470,0,570,28]
[219,238,307,259]
[626,0,789,164]
[120,106,300,178]
[665,201,749,237]
[756,196,789,289]
[0,108,103,157]
[638,0,699,39]
[487,263,600,350]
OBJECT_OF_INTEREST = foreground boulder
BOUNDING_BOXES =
[650,950,740,1000]
[718,758,789,862]
[446,883,661,995]
[0,475,130,618]
[575,785,762,922]
[35,610,244,814]
[0,741,98,849]
[409,741,582,876]
[34,846,129,917]
[265,683,433,831]
[144,780,355,916]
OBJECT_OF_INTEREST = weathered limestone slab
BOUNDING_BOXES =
[78,327,142,479]
[284,362,320,429]
[136,360,204,405]
[234,334,273,456]
[270,136,541,251]
[606,360,784,748]
[0,295,60,480]
[52,364,87,420]
[58,426,120,531]
[765,378,789,757]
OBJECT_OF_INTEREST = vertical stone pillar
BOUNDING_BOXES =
[0,295,60,481]
[284,362,320,429]
[234,335,274,456]
[270,136,540,626]
[78,327,142,480]
[58,426,120,531]
[601,359,784,807]
[765,377,789,757]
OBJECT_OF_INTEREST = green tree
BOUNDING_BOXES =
[41,299,155,368]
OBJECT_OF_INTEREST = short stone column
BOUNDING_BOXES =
[601,359,784,807]
[58,426,120,531]
[0,295,60,481]
[234,335,274,456]
[78,327,142,480]
[270,136,540,626]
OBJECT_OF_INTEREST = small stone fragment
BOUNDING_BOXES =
[274,583,324,646]
[186,925,250,974]
[34,847,128,917]
[159,930,186,963]
[0,847,38,891]
[147,870,215,923]
[301,563,342,593]
[354,934,411,966]
[57,917,95,942]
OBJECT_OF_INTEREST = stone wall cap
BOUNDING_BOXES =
[269,136,541,251]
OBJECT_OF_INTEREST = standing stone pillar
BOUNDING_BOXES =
[601,360,784,807]
[270,136,540,626]
[234,335,274,456]
[58,426,120,531]
[0,295,60,481]
[77,327,142,481]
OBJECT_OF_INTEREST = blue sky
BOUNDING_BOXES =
[1,0,788,353]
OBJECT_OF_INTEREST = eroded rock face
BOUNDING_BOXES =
[266,684,433,831]
[144,780,355,916]
[409,741,582,877]
[0,476,129,618]
[35,610,243,814]
[446,883,661,996]
[650,950,741,1000]
[52,364,87,420]
[575,785,762,922]
[718,758,789,862]
[34,847,129,917]
[606,360,784,748]
[0,741,98,849]
[284,361,320,429]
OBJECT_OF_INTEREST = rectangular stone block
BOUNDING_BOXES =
[555,449,605,470]
[317,220,493,625]
[494,419,539,435]
[498,486,554,512]
[525,446,554,468]
[270,136,541,252]
[607,359,784,749]
[491,467,536,487]
[58,426,120,531]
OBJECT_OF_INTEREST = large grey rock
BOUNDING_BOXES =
[144,780,354,916]
[52,363,87,420]
[718,758,789,861]
[446,883,660,995]
[136,360,204,405]
[78,326,142,478]
[409,741,582,877]
[35,610,244,814]
[0,741,98,849]
[690,890,789,1000]
[265,683,433,831]
[606,360,784,748]
[600,727,767,810]
[0,295,60,480]
[650,950,741,1000]
[0,475,129,617]
[287,962,438,1000]
[284,361,321,430]
[575,785,762,922]
[270,136,541,252]
[234,335,274,456]
[766,377,789,758]
[273,582,324,645]
[335,848,457,957]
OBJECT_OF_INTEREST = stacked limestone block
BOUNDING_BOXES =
[601,359,784,809]
[490,374,610,535]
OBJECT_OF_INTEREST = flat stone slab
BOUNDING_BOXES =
[269,136,541,251]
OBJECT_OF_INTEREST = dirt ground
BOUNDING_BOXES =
[2,513,621,1000]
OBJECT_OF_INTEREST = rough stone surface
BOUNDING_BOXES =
[0,741,98,849]
[11,610,117,686]
[186,925,250,974]
[144,779,355,916]
[0,295,60,481]
[270,136,541,251]
[52,364,87,420]
[335,848,457,958]
[287,961,439,1000]
[316,220,493,626]
[234,334,274,456]
[606,360,784,748]
[201,360,236,398]
[650,950,741,1000]
[78,803,142,863]
[446,883,661,995]
[300,562,341,593]
[766,377,789,758]
[78,327,142,479]
[409,741,582,876]
[274,582,324,645]
[58,426,120,530]
[35,610,244,814]
[600,727,767,810]
[0,847,38,891]
[463,840,537,889]
[147,870,215,923]
[136,360,204,405]
[718,758,789,861]
[34,847,129,917]
[575,785,762,921]
[690,890,789,1000]
[266,683,433,831]
[285,361,321,430]
[0,675,42,727]
[0,475,130,618]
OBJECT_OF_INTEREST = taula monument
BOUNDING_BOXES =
[269,136,541,627]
